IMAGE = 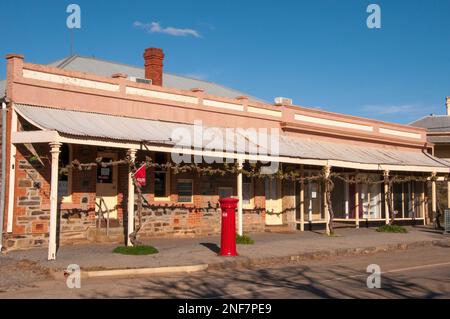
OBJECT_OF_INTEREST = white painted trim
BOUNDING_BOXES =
[6,109,18,233]
[23,69,119,92]
[294,114,373,132]
[379,127,421,140]
[247,106,282,118]
[126,86,198,104]
[203,99,244,112]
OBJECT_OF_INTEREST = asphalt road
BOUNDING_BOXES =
[1,246,449,299]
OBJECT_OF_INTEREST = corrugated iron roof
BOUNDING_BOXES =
[48,55,265,102]
[1,55,265,101]
[14,104,449,169]
[410,115,450,133]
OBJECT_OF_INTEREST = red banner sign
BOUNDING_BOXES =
[133,164,146,186]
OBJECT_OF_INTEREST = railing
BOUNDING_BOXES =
[95,197,110,237]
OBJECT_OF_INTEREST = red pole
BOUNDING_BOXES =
[219,197,239,257]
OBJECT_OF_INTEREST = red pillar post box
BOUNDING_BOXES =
[219,197,239,257]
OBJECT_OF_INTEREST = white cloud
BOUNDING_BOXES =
[362,104,424,115]
[134,21,201,38]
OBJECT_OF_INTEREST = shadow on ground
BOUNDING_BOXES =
[76,263,449,299]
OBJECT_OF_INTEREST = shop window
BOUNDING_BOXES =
[58,144,72,202]
[177,179,193,203]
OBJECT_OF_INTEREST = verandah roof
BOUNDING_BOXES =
[13,104,450,173]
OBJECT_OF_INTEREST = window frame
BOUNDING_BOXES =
[242,178,254,209]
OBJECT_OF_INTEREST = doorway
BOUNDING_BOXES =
[95,152,119,220]
[265,178,283,225]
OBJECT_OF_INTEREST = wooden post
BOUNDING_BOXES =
[431,172,437,225]
[300,166,305,232]
[48,142,62,260]
[421,182,426,223]
[384,170,389,224]
[345,179,349,219]
[6,108,18,233]
[408,182,411,218]
[324,166,331,235]
[355,177,360,229]
[401,183,405,218]
[412,182,415,218]
[237,158,244,236]
[447,179,450,209]
[127,149,137,247]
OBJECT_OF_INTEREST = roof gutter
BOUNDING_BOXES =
[0,101,7,251]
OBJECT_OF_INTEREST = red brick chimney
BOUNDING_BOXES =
[144,48,164,86]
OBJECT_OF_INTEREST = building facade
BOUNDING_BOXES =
[0,49,448,260]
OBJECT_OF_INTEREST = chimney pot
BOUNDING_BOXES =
[5,53,24,60]
[112,73,128,79]
[144,48,164,86]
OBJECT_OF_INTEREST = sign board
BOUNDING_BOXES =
[133,164,146,186]
[445,209,450,234]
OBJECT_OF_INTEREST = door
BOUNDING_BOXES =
[304,181,322,221]
[361,183,381,219]
[96,152,119,219]
[265,178,283,225]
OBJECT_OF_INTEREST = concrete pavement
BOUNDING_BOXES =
[4,225,449,272]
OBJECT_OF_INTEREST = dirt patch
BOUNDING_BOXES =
[0,256,51,293]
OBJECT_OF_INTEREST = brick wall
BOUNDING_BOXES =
[5,145,268,250]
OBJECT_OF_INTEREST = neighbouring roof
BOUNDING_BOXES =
[1,55,265,101]
[410,115,450,133]
[410,115,450,144]
[15,104,450,171]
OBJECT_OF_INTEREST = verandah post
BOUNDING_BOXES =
[431,172,437,227]
[384,170,390,225]
[324,165,332,235]
[237,157,243,236]
[127,149,137,247]
[300,165,305,232]
[48,141,62,260]
[355,173,360,229]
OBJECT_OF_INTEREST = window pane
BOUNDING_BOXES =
[154,172,167,197]
[155,152,166,165]
[243,183,251,205]
[177,180,193,203]
[58,181,69,198]
[58,144,70,197]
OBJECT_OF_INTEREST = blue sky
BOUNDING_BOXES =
[1,0,449,124]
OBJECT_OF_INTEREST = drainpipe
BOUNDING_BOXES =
[0,101,7,251]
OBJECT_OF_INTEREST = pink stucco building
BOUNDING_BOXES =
[0,48,447,260]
